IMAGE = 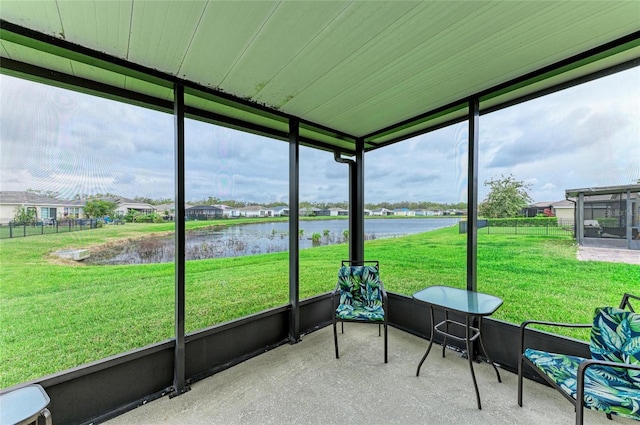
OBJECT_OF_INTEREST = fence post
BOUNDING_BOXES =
[23,223,26,237]
[9,222,12,238]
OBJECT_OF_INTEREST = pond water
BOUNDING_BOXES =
[86,218,460,265]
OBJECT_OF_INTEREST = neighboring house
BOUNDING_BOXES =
[364,209,372,216]
[566,184,640,250]
[0,191,84,223]
[272,206,289,217]
[392,208,415,217]
[523,201,555,217]
[317,207,348,217]
[104,198,156,216]
[524,200,575,225]
[185,205,223,220]
[550,200,575,223]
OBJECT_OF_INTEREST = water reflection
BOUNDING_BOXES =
[86,218,460,265]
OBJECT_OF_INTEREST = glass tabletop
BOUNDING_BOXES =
[413,286,503,316]
[0,384,50,425]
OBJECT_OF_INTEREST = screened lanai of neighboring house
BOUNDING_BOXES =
[567,184,640,250]
[1,2,639,424]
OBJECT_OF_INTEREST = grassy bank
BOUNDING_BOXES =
[1,222,638,388]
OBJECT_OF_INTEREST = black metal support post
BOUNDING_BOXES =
[576,193,584,245]
[172,82,189,397]
[288,119,301,344]
[467,98,479,292]
[351,138,365,263]
[626,189,632,249]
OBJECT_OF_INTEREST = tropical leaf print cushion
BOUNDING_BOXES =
[335,265,384,321]
[524,307,640,420]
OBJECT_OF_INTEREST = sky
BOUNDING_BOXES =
[1,67,638,205]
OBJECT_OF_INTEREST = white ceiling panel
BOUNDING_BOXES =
[178,1,280,87]
[0,1,61,38]
[57,1,132,59]
[128,1,207,73]
[216,1,352,99]
[253,1,423,110]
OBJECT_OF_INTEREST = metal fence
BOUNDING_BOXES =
[460,218,575,237]
[0,219,98,239]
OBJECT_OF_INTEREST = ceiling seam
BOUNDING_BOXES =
[218,1,282,87]
[251,1,353,99]
[126,0,134,61]
[54,0,65,39]
[176,1,209,78]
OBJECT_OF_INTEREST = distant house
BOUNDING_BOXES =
[415,209,437,216]
[371,208,393,216]
[392,208,415,217]
[0,191,84,223]
[272,206,289,217]
[299,207,321,216]
[105,198,156,216]
[317,207,348,217]
[239,205,270,217]
[212,204,241,218]
[155,202,194,219]
[185,205,223,220]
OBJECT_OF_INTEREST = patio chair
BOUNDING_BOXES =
[332,260,388,363]
[518,293,640,425]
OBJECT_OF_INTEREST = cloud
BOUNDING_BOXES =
[1,67,639,206]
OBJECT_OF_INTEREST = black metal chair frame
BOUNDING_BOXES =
[332,260,388,363]
[517,293,640,425]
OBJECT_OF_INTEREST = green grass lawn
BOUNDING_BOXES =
[1,221,638,388]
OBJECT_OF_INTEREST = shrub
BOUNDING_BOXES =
[486,217,558,227]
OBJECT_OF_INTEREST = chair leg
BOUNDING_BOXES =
[384,321,388,363]
[517,355,524,407]
[333,319,340,359]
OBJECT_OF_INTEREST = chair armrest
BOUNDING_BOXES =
[575,359,640,423]
[620,292,640,311]
[519,320,591,357]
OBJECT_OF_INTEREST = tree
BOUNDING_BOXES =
[13,206,37,222]
[479,174,532,218]
[84,199,118,219]
[26,189,60,199]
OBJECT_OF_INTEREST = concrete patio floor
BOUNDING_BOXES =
[105,325,630,425]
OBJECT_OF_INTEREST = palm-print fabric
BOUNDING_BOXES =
[335,265,384,321]
[525,307,640,420]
